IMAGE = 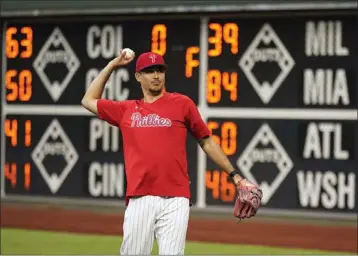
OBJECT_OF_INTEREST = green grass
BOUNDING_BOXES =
[0,228,353,255]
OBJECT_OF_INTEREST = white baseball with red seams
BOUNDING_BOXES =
[122,48,135,59]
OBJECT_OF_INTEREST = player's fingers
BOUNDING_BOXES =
[248,197,260,217]
[237,203,246,219]
[239,203,251,219]
[247,203,257,218]
[247,205,257,218]
[115,50,126,61]
[246,206,253,218]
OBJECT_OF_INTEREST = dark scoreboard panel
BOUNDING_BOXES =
[4,115,126,198]
[4,19,201,105]
[205,118,357,213]
[207,15,356,109]
[3,113,198,201]
[2,18,202,202]
[2,11,357,215]
[202,13,357,214]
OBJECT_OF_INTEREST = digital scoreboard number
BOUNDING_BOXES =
[4,117,32,192]
[5,26,34,103]
[2,11,357,215]
[206,22,239,105]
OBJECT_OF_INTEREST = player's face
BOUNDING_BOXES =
[136,65,166,96]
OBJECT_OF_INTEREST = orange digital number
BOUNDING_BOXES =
[5,119,18,147]
[5,119,32,147]
[206,170,236,202]
[6,26,33,58]
[206,169,220,199]
[185,46,200,78]
[207,121,237,156]
[6,69,33,102]
[4,162,31,190]
[208,23,222,57]
[208,23,239,57]
[207,121,220,145]
[5,163,17,188]
[20,27,33,58]
[151,24,167,56]
[6,27,18,58]
[207,70,238,103]
[221,122,237,155]
[223,23,239,54]
[24,163,31,190]
[207,70,221,103]
[223,71,238,102]
[25,120,32,147]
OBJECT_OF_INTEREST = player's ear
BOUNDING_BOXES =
[135,72,141,82]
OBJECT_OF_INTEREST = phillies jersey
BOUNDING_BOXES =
[97,92,211,204]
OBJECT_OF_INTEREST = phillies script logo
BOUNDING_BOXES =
[149,54,157,63]
[131,112,172,127]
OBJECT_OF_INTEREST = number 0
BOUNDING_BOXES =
[151,24,167,56]
[221,122,237,156]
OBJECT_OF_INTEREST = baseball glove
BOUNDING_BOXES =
[234,179,263,221]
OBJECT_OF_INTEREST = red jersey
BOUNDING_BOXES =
[97,92,211,204]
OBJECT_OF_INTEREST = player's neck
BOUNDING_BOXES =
[143,90,165,103]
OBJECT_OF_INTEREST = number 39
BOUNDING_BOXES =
[208,23,239,57]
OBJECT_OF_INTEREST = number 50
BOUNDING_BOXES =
[208,121,237,156]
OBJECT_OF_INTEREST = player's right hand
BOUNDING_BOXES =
[109,49,135,69]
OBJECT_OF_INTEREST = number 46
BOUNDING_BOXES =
[206,170,236,202]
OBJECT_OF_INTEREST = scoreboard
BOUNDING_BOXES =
[1,10,357,216]
[2,18,203,202]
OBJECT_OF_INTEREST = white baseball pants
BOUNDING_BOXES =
[120,195,190,255]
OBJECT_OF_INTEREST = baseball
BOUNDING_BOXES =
[122,48,135,59]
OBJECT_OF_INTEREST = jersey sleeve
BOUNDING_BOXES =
[185,98,211,140]
[97,99,128,126]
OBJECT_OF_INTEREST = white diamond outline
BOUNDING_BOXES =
[31,119,79,194]
[238,23,295,104]
[236,124,294,204]
[33,27,80,102]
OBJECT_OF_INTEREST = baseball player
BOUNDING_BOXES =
[81,50,262,255]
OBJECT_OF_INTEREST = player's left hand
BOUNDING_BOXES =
[233,179,263,221]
